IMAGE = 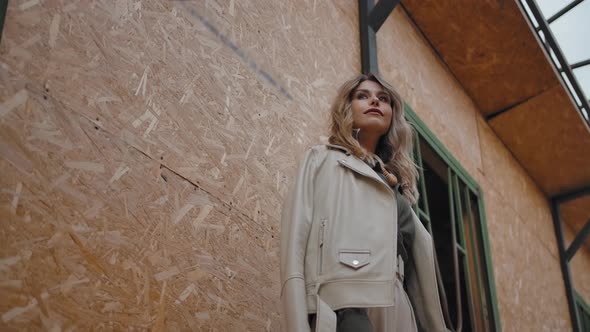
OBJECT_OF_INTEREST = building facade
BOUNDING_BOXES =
[0,1,588,331]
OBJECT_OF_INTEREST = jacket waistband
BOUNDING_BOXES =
[310,256,405,332]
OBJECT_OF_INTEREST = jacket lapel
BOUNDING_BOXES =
[326,143,392,192]
[337,154,391,189]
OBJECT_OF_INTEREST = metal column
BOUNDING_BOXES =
[550,184,590,332]
[358,0,401,74]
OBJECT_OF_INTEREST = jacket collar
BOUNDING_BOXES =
[327,144,392,191]
[325,143,351,155]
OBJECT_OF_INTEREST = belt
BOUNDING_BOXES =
[314,276,337,332]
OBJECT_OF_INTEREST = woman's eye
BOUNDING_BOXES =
[356,93,367,99]
[379,96,389,102]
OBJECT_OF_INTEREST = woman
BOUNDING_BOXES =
[280,73,447,332]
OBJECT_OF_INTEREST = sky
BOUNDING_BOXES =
[529,0,590,110]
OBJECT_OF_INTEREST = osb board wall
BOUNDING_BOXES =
[0,0,359,330]
[481,178,571,331]
[474,118,572,331]
[400,0,557,115]
[489,85,590,197]
[377,7,573,331]
[377,8,483,176]
[0,1,583,332]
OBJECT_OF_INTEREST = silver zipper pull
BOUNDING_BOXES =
[319,219,326,247]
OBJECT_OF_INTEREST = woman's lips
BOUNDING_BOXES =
[364,108,383,116]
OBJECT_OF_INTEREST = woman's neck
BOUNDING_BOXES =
[357,131,379,154]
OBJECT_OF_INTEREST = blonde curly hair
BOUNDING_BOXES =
[328,73,419,204]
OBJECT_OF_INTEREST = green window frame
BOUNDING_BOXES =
[404,104,502,331]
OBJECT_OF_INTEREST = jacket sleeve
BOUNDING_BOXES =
[407,209,448,332]
[280,148,317,332]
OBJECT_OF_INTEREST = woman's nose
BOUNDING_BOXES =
[370,95,379,105]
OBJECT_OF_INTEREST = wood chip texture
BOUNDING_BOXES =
[0,0,358,330]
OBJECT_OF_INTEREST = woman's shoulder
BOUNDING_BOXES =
[304,143,350,159]
[294,144,350,172]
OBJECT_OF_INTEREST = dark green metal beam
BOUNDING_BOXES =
[0,0,8,45]
[566,219,590,262]
[547,0,585,24]
[522,0,590,127]
[571,58,590,70]
[551,184,590,204]
[369,0,401,31]
[359,0,378,74]
[359,0,400,74]
[551,199,582,331]
[546,182,590,332]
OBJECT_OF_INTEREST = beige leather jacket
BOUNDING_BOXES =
[280,144,446,332]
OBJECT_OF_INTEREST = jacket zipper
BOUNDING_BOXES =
[318,218,326,275]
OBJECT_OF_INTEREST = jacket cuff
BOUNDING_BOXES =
[281,277,311,332]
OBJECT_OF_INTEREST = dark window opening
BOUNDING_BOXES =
[413,130,497,332]
[422,149,474,331]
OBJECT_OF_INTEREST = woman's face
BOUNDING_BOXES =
[350,80,393,137]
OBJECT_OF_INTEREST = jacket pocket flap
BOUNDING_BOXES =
[339,249,370,269]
